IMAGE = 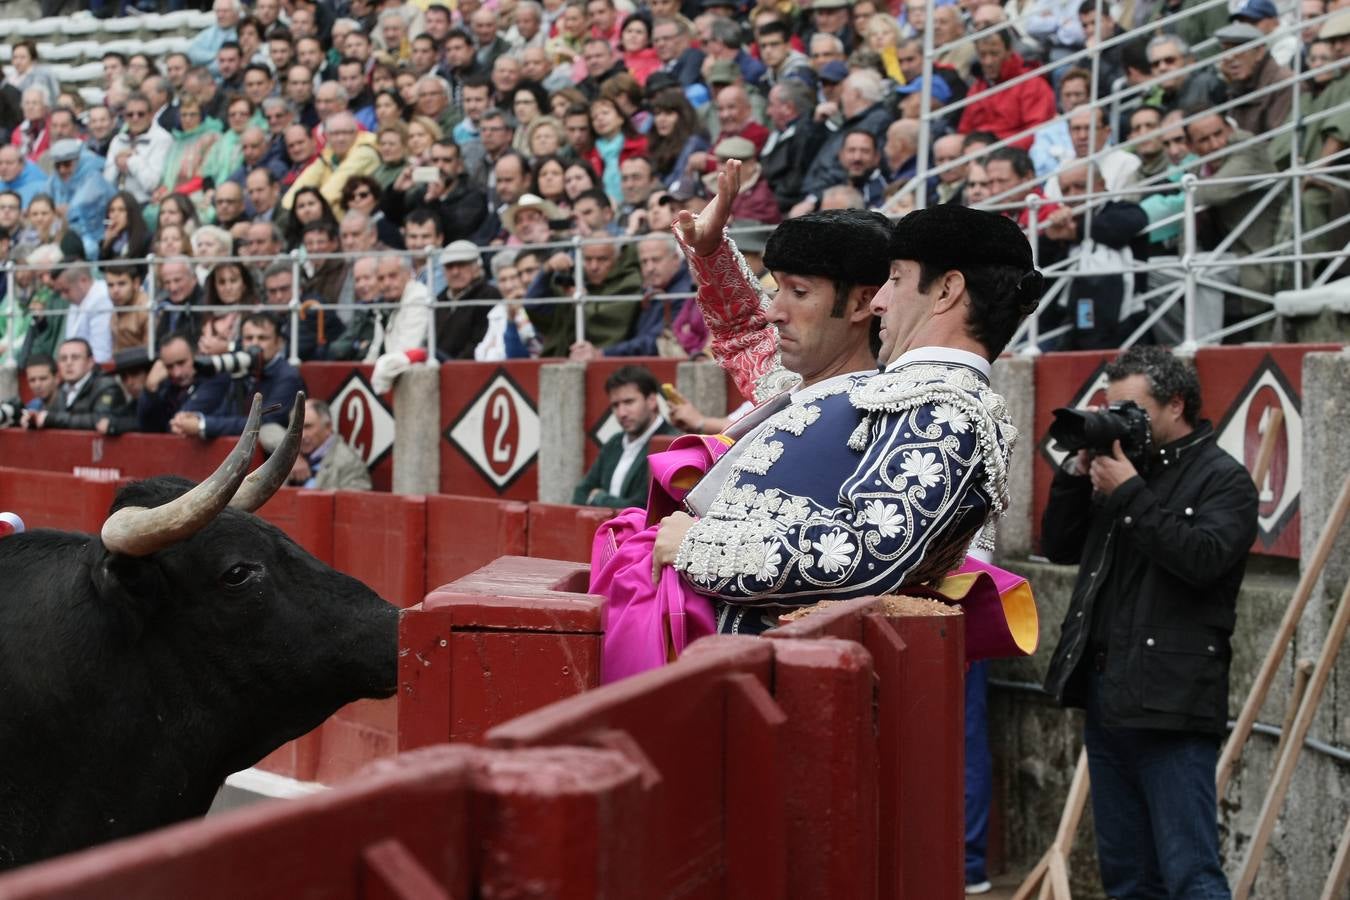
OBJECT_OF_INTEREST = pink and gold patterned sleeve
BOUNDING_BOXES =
[674,226,799,403]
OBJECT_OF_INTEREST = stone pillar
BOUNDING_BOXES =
[538,362,586,504]
[391,366,440,495]
[0,364,16,408]
[1301,350,1350,609]
[991,355,1036,560]
[676,360,726,419]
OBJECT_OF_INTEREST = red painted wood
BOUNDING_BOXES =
[526,502,613,563]
[0,468,118,535]
[252,487,336,565]
[424,495,529,588]
[333,492,426,608]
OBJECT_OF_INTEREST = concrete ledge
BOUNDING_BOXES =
[992,355,1035,559]
[391,366,440,495]
[537,362,586,504]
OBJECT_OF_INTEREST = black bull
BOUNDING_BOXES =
[0,394,398,868]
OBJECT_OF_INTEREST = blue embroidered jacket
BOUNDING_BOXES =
[674,353,1016,622]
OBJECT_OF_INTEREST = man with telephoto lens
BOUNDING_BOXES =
[1041,346,1258,900]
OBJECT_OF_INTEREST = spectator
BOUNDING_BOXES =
[229,126,288,188]
[44,140,114,262]
[434,240,501,359]
[652,17,705,87]
[959,28,1057,150]
[103,261,150,353]
[881,120,918,195]
[530,237,642,355]
[1144,35,1226,112]
[213,181,248,231]
[94,348,153,435]
[416,74,460,138]
[10,41,58,108]
[284,65,320,130]
[376,254,433,355]
[98,193,151,266]
[573,186,622,236]
[510,84,549,152]
[1215,22,1294,137]
[571,365,679,509]
[158,98,223,202]
[0,145,45,207]
[262,398,372,490]
[931,132,969,204]
[155,259,206,341]
[55,265,113,365]
[246,169,285,224]
[172,312,304,438]
[16,193,61,248]
[260,261,345,361]
[801,70,893,201]
[23,354,57,412]
[284,111,380,213]
[933,5,976,79]
[242,221,284,288]
[1025,0,1087,68]
[579,233,694,360]
[104,93,173,206]
[215,42,246,95]
[531,154,570,208]
[619,12,662,85]
[1060,104,1141,194]
[704,16,767,88]
[965,161,993,206]
[564,160,603,206]
[757,21,812,88]
[759,80,822,215]
[137,334,201,434]
[1043,162,1152,348]
[84,105,117,159]
[336,59,377,132]
[1031,68,1092,177]
[986,146,1061,230]
[1232,0,1296,67]
[501,191,561,246]
[1160,108,1193,165]
[579,39,628,101]
[189,0,243,73]
[20,338,124,431]
[386,139,489,244]
[619,156,661,215]
[588,96,648,204]
[1127,106,1170,180]
[11,88,50,164]
[328,257,384,362]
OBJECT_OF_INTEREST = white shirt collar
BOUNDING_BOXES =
[886,346,992,379]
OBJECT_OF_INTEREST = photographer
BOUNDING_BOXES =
[170,313,304,438]
[1041,346,1258,899]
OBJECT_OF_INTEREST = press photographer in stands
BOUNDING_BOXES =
[169,312,304,438]
[1041,346,1258,899]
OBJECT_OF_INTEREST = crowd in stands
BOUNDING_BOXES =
[0,0,1347,432]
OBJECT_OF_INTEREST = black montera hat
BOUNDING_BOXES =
[889,204,1033,273]
[762,209,893,286]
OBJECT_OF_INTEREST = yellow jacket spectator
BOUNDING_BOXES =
[282,113,380,213]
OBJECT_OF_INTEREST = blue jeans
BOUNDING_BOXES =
[965,660,992,884]
[1084,673,1230,899]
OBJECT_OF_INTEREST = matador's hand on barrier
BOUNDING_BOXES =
[674,159,742,258]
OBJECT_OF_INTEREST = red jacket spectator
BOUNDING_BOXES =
[958,52,1056,151]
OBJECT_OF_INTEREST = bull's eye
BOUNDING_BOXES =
[221,564,254,587]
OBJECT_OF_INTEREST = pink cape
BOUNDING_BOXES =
[591,435,728,684]
[591,436,1038,683]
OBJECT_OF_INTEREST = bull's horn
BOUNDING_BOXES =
[229,392,307,513]
[101,395,264,557]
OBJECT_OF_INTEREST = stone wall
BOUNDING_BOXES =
[989,558,1349,898]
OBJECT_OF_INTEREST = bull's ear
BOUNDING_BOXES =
[89,549,170,639]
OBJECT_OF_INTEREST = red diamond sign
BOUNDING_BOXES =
[447,369,540,491]
[1216,358,1301,546]
[329,372,395,468]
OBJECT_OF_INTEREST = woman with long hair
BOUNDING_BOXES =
[618,13,661,85]
[17,194,64,247]
[562,159,600,203]
[647,88,709,186]
[587,96,646,204]
[99,191,152,262]
[531,155,569,207]
[199,260,259,353]
[157,193,201,236]
[283,186,339,249]
[525,117,567,160]
[406,115,442,164]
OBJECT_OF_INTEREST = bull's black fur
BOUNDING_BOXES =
[0,476,398,869]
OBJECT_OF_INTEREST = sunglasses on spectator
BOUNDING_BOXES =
[348,189,373,200]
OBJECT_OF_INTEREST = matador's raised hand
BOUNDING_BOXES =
[674,159,743,257]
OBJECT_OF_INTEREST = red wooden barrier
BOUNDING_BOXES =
[770,597,966,900]
[0,745,647,900]
[332,492,426,609]
[488,635,791,900]
[439,361,543,502]
[0,467,118,535]
[251,488,336,566]
[400,556,603,749]
[424,494,529,588]
[0,431,246,483]
[526,502,612,562]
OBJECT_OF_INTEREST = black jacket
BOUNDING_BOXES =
[1041,423,1259,734]
[380,177,489,244]
[761,118,826,214]
[43,373,127,430]
[435,276,501,360]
